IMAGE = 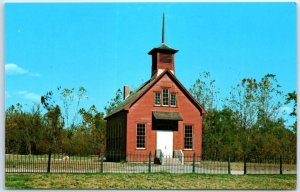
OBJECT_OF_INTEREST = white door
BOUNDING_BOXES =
[156,130,173,157]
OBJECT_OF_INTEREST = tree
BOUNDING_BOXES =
[283,91,297,159]
[285,91,297,116]
[40,86,88,153]
[189,72,222,158]
[26,104,46,154]
[5,104,26,154]
[285,91,297,132]
[189,71,220,111]
[225,74,293,159]
[202,108,242,160]
[79,105,106,154]
[59,87,74,129]
[41,90,64,171]
[227,78,258,130]
[226,78,258,154]
[104,88,123,116]
[5,103,46,155]
[43,105,64,152]
[256,74,283,127]
[58,86,88,128]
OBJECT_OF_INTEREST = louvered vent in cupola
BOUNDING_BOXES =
[159,53,172,63]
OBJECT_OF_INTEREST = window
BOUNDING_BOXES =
[162,88,169,106]
[155,92,161,106]
[184,125,193,149]
[136,124,146,148]
[170,93,176,106]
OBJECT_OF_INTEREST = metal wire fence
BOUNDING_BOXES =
[5,152,296,174]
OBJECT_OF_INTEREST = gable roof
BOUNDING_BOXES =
[104,70,206,119]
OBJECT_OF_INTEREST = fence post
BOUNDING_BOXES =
[148,151,152,173]
[243,155,247,175]
[280,155,283,175]
[100,153,104,173]
[228,154,231,174]
[192,152,196,173]
[47,149,52,173]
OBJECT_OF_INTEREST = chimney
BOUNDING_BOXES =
[123,86,130,100]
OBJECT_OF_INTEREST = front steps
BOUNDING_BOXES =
[161,157,182,165]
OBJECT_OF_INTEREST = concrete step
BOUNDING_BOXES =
[162,157,182,165]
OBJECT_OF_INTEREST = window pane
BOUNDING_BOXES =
[137,124,146,148]
[163,88,169,106]
[155,92,161,105]
[184,125,193,149]
[171,93,176,106]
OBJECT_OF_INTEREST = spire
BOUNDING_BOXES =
[162,13,165,43]
[149,13,178,78]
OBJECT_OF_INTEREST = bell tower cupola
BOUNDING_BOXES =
[148,13,178,77]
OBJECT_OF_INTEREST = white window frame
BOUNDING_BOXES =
[170,93,177,107]
[136,123,146,149]
[162,88,169,106]
[184,125,193,150]
[154,92,161,106]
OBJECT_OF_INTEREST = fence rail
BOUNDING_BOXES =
[5,153,296,174]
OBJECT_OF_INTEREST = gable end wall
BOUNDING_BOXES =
[126,73,203,158]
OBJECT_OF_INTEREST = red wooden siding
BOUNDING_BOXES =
[126,73,202,157]
[106,111,127,155]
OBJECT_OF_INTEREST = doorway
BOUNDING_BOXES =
[156,130,173,157]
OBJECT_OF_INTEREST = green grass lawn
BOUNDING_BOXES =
[5,173,296,190]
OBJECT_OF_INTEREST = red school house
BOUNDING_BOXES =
[104,18,206,163]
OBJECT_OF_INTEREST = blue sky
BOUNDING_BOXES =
[5,3,296,125]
